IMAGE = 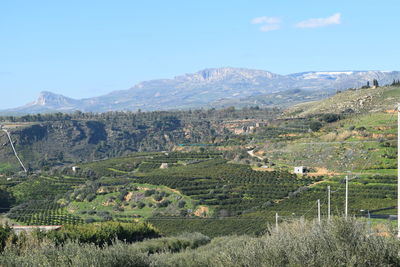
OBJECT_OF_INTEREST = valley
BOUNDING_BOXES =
[1,84,399,238]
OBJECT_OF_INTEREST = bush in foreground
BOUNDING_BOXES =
[0,232,210,266]
[1,218,400,266]
[46,222,161,246]
[151,218,400,266]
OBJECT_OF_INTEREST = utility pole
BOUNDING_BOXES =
[327,186,331,221]
[345,175,348,219]
[317,199,321,223]
[275,213,279,231]
[398,103,400,238]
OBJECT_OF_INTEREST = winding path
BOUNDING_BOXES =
[247,149,264,160]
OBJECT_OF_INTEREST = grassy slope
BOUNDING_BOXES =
[285,85,400,117]
[67,182,204,222]
[242,86,400,224]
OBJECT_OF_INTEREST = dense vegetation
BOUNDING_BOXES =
[45,222,160,246]
[1,218,399,266]
[132,159,318,216]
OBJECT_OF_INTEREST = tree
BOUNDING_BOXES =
[373,79,379,87]
[321,113,341,123]
[309,121,322,132]
[362,81,371,89]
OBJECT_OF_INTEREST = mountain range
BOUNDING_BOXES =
[3,67,400,114]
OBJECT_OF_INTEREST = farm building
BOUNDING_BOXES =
[160,163,169,169]
[72,166,80,172]
[294,166,307,174]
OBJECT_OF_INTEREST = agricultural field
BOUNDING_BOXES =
[66,182,205,223]
[1,151,319,234]
[246,174,397,220]
[6,175,87,225]
[77,151,223,177]
[256,111,397,174]
[1,86,400,237]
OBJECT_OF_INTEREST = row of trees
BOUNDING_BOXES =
[361,79,380,89]
[0,106,279,123]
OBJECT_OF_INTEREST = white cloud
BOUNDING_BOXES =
[251,16,281,32]
[296,13,341,28]
[251,16,281,25]
[260,24,281,32]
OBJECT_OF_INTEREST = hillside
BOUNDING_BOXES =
[0,108,278,171]
[0,86,399,237]
[285,85,400,117]
[3,68,400,114]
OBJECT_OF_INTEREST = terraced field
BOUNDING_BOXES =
[7,176,87,225]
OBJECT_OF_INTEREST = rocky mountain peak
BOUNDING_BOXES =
[34,91,78,107]
[176,67,278,82]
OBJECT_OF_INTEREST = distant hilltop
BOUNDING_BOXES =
[2,67,400,115]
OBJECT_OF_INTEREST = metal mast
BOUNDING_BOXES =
[397,104,400,237]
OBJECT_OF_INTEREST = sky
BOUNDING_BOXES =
[1,0,400,109]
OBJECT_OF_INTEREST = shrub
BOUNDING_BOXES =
[85,218,96,223]
[151,218,400,266]
[321,113,341,123]
[0,233,209,266]
[85,193,96,202]
[309,121,322,132]
[157,200,171,208]
[97,211,110,217]
[153,195,163,201]
[177,200,186,208]
[0,224,12,252]
[45,222,160,246]
[144,190,156,197]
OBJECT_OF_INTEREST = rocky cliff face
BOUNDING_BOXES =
[0,108,279,171]
[0,118,217,170]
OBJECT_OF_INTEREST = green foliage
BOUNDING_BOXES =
[2,219,399,266]
[8,200,83,225]
[7,175,88,225]
[148,217,269,237]
[151,218,400,267]
[0,187,15,212]
[320,113,342,123]
[309,121,322,132]
[0,224,12,252]
[46,221,160,246]
[0,232,209,266]
[134,160,317,216]
[10,175,86,203]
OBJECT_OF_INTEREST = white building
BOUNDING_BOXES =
[72,166,80,172]
[294,166,307,174]
[160,163,169,169]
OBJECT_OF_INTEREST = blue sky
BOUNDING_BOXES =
[1,0,399,108]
